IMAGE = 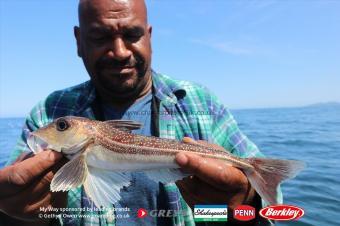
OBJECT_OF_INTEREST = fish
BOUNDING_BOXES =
[27,116,305,208]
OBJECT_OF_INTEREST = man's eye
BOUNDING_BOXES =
[89,35,108,42]
[124,33,143,42]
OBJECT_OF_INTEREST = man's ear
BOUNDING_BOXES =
[147,25,152,38]
[74,26,82,57]
[148,25,152,53]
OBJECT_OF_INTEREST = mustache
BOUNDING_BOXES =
[95,56,141,70]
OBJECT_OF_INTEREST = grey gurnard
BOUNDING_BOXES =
[27,116,305,208]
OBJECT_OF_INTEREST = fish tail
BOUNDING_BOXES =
[243,158,305,205]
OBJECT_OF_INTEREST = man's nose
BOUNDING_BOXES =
[106,37,132,60]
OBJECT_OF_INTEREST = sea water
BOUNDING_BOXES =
[0,105,339,226]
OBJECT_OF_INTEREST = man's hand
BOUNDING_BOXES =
[0,150,67,225]
[175,137,256,210]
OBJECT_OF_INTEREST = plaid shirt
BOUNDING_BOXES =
[8,71,276,225]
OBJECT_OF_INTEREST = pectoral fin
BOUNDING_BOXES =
[83,167,132,208]
[144,169,189,184]
[51,154,88,192]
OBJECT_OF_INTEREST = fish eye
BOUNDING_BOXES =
[56,118,70,131]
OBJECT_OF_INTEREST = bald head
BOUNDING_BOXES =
[78,0,148,27]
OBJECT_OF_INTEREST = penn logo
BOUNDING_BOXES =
[233,205,255,221]
[259,205,304,221]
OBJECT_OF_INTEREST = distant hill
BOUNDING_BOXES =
[232,102,340,111]
[303,102,340,108]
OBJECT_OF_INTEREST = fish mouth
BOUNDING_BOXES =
[27,132,61,154]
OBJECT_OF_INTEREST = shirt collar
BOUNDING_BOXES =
[151,70,186,104]
[76,69,187,114]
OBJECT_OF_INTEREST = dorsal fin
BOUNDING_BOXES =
[102,120,143,131]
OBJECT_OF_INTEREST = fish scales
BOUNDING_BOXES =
[97,126,246,165]
[98,122,233,155]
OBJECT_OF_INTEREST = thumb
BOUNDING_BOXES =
[0,150,63,196]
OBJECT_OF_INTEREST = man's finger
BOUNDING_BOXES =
[25,158,67,201]
[0,150,63,196]
[175,152,247,191]
[12,151,35,164]
[0,167,67,220]
[182,137,197,144]
[176,152,223,187]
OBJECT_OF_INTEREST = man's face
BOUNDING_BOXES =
[75,0,152,98]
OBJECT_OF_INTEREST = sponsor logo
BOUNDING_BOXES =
[194,205,228,222]
[149,210,190,217]
[259,205,304,221]
[233,205,255,221]
[137,209,191,218]
[137,208,148,218]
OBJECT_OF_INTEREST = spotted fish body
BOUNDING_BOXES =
[28,116,305,208]
[91,121,252,171]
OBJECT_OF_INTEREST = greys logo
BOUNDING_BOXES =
[137,209,191,218]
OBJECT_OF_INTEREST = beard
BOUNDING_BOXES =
[92,54,150,98]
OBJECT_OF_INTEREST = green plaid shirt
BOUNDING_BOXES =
[8,71,277,225]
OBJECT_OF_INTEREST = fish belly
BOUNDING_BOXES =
[85,144,178,171]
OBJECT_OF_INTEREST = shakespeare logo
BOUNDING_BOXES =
[194,205,228,222]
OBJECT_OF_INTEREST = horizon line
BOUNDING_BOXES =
[1,101,339,119]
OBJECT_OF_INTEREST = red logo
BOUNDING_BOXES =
[233,205,255,221]
[259,205,304,221]
[137,208,148,218]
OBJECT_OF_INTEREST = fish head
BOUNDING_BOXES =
[27,116,95,156]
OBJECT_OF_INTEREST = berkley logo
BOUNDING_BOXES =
[233,205,255,221]
[259,205,304,221]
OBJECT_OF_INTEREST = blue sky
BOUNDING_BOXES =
[0,0,339,117]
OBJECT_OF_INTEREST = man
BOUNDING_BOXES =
[0,0,276,225]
